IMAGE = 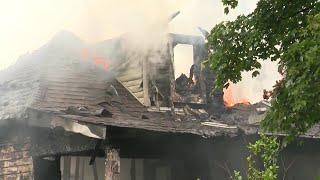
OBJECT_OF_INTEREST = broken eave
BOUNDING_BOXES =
[26,107,106,139]
[27,107,239,139]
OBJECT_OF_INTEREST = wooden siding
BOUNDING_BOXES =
[116,59,144,105]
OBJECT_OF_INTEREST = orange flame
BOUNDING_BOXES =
[223,83,251,107]
[94,57,109,71]
[224,84,235,107]
[80,48,110,71]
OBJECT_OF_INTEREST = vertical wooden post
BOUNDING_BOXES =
[80,158,85,180]
[63,156,70,180]
[130,159,136,180]
[143,57,151,106]
[194,44,207,104]
[57,156,62,180]
[168,41,176,117]
[75,157,80,180]
[105,148,120,180]
[93,162,99,180]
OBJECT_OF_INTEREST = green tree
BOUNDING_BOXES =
[233,135,280,180]
[208,0,320,138]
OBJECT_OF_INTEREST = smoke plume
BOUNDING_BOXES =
[0,0,281,103]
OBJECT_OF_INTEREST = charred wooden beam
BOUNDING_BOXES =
[105,148,120,180]
[143,57,151,106]
[104,126,120,180]
[169,11,180,22]
[90,139,103,165]
[95,108,113,118]
[168,42,176,117]
[63,106,113,118]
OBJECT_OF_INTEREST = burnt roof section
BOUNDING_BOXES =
[1,31,318,139]
[0,31,146,119]
[0,31,239,138]
[0,31,87,121]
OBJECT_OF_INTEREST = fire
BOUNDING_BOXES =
[80,48,110,71]
[224,84,235,107]
[223,83,251,107]
[93,57,109,71]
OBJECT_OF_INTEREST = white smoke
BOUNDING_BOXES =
[0,0,281,103]
[232,61,282,104]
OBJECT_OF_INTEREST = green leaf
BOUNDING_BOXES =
[252,70,260,77]
[224,7,230,14]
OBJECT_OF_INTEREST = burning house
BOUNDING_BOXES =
[0,30,320,180]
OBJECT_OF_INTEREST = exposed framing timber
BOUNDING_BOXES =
[105,148,120,180]
[90,139,103,165]
[105,126,120,180]
[116,79,145,104]
[168,41,176,117]
[143,57,151,106]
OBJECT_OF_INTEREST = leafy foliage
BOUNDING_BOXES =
[221,0,238,14]
[210,0,320,137]
[233,135,280,180]
[263,14,320,138]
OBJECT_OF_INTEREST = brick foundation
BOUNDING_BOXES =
[0,139,34,180]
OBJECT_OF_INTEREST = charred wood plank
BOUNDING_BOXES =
[117,73,142,83]
[105,148,120,180]
[168,42,176,117]
[89,139,103,165]
[143,57,151,106]
[121,79,142,88]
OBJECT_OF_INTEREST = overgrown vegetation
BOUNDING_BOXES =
[208,0,320,138]
[208,1,319,179]
[232,135,280,180]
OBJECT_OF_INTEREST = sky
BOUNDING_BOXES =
[0,0,281,103]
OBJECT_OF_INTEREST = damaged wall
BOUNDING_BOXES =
[0,139,34,179]
[0,124,35,180]
[113,32,225,108]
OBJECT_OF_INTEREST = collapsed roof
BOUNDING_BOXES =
[1,31,319,139]
[0,31,238,139]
